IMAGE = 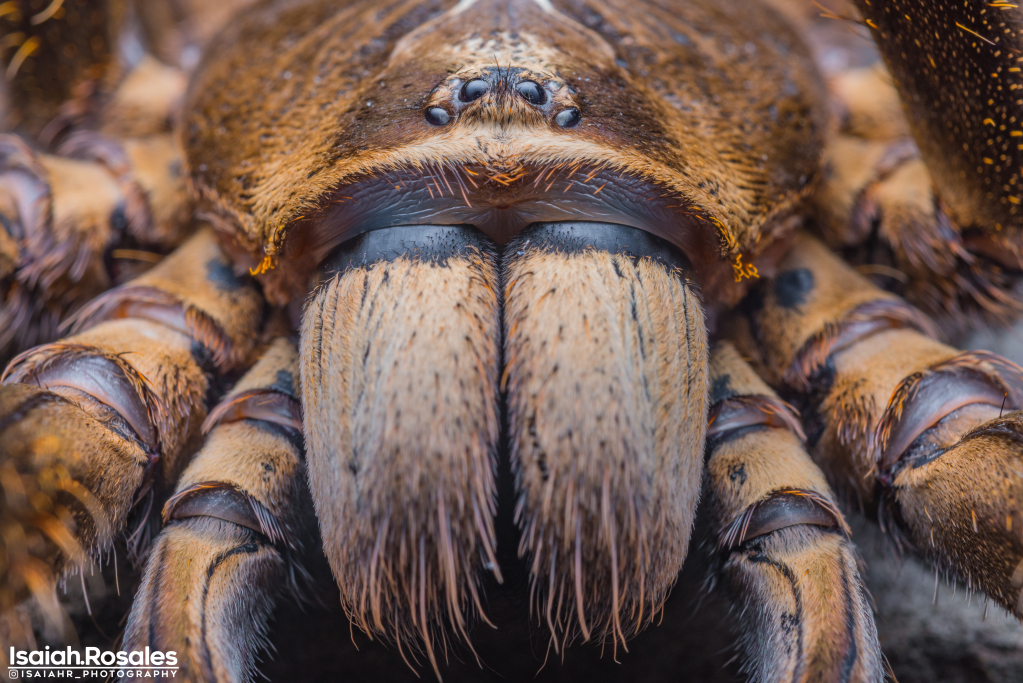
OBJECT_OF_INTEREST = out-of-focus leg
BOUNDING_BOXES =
[0,228,264,620]
[809,0,1023,327]
[0,128,192,359]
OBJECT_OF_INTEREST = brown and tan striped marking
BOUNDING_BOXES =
[124,338,310,683]
[705,341,881,682]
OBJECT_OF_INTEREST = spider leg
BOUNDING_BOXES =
[0,228,264,621]
[502,223,707,650]
[811,1,1023,326]
[299,226,501,675]
[705,341,882,683]
[0,134,130,356]
[1,0,121,138]
[0,36,194,360]
[132,0,260,70]
[0,128,193,352]
[123,338,310,683]
[727,232,1023,619]
[810,101,1013,326]
[854,0,1021,251]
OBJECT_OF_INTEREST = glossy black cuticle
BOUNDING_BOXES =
[425,107,450,125]
[459,79,490,102]
[515,80,546,106]
[555,108,581,128]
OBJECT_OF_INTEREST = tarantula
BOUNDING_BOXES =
[0,0,1021,680]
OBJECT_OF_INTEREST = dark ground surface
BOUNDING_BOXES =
[253,519,1023,683]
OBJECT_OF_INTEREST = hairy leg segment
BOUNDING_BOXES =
[0,99,192,361]
[0,227,264,622]
[727,232,1023,618]
[704,341,881,683]
[124,337,311,683]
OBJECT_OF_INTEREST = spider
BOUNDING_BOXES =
[0,0,1021,680]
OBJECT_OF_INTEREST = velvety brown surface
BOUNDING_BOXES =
[185,0,828,303]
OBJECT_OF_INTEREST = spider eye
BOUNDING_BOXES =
[555,107,581,128]
[424,107,450,126]
[459,79,490,102]
[515,80,547,105]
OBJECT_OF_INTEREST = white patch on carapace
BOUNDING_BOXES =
[389,0,613,67]
[449,0,556,15]
[449,0,480,14]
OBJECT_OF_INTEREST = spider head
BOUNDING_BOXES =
[185,0,826,309]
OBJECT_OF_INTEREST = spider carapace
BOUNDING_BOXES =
[0,0,1021,681]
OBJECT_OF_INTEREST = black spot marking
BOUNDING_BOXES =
[272,369,296,397]
[729,463,747,486]
[781,612,799,634]
[205,257,242,292]
[709,373,734,404]
[773,268,814,309]
[109,205,129,234]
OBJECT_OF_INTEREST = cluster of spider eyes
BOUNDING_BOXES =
[425,78,581,129]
